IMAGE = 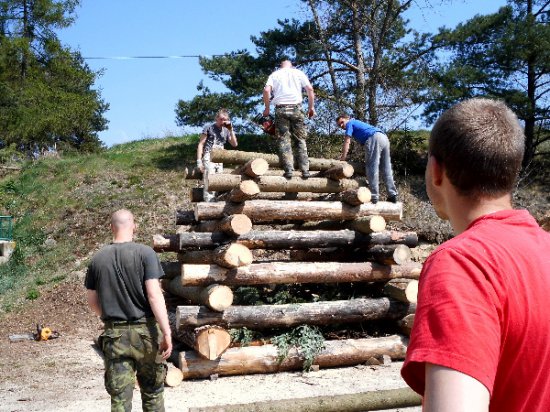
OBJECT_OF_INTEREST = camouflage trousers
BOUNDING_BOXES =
[274,105,309,174]
[100,318,167,412]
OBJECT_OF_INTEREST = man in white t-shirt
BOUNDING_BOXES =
[263,60,315,179]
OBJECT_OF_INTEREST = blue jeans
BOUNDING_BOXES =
[365,132,398,201]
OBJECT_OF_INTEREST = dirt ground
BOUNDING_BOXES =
[0,277,420,412]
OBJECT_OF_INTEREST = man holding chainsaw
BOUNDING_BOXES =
[86,209,171,411]
[263,60,315,179]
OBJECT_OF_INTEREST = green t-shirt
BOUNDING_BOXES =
[85,242,164,321]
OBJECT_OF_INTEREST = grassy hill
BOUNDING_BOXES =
[0,131,547,314]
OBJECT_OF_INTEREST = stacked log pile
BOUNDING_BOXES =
[156,148,419,380]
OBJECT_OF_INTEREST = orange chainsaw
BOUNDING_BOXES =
[8,324,60,342]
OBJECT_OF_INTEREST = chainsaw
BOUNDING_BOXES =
[8,324,61,342]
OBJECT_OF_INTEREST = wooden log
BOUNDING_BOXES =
[228,180,260,203]
[178,261,422,286]
[207,174,361,194]
[255,175,360,194]
[174,210,196,225]
[176,298,415,329]
[194,200,402,223]
[339,187,371,206]
[350,215,386,233]
[383,279,419,304]
[210,148,353,172]
[188,387,422,412]
[165,364,184,387]
[218,191,332,202]
[398,314,415,336]
[153,230,419,252]
[192,214,252,236]
[232,158,269,177]
[178,244,253,268]
[179,325,232,360]
[163,278,234,311]
[321,163,355,180]
[184,166,203,180]
[179,335,408,379]
[366,244,413,265]
[190,187,204,203]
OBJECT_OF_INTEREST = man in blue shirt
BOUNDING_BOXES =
[337,115,398,204]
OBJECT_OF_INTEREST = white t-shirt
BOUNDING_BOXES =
[265,67,311,106]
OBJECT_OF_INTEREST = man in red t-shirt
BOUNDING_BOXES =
[401,98,550,411]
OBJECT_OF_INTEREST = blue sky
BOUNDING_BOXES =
[58,0,507,147]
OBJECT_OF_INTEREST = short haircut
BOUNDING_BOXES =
[336,114,350,122]
[111,209,134,228]
[430,98,525,198]
[216,108,229,119]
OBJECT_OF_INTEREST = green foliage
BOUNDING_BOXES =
[0,1,107,154]
[229,327,258,346]
[425,1,550,166]
[389,129,429,177]
[175,2,436,131]
[233,286,262,306]
[272,325,326,372]
[25,288,40,300]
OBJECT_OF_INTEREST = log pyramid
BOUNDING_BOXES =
[155,148,421,380]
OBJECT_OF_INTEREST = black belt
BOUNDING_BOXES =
[104,317,155,327]
[276,103,300,107]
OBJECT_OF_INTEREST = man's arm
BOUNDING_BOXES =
[340,135,351,161]
[196,133,207,172]
[305,84,315,118]
[87,289,102,317]
[424,363,490,412]
[225,124,238,148]
[145,279,172,360]
[263,85,272,117]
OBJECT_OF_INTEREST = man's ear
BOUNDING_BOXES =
[428,155,444,187]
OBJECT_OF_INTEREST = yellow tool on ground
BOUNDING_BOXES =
[8,324,60,343]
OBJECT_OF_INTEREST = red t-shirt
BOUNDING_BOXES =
[401,209,550,411]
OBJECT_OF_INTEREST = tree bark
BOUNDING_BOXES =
[188,387,422,412]
[321,163,355,180]
[210,148,358,172]
[174,210,196,225]
[178,243,253,268]
[232,158,269,177]
[176,298,415,329]
[177,261,422,286]
[339,187,371,206]
[228,180,260,203]
[178,335,408,379]
[194,200,402,222]
[366,244,413,265]
[192,214,252,236]
[178,325,232,360]
[163,278,234,311]
[350,215,387,234]
[207,174,361,194]
[383,279,419,304]
[153,230,419,252]
[398,314,415,336]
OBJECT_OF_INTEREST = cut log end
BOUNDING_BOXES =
[201,284,234,312]
[165,364,184,387]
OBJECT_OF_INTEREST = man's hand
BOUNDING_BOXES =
[159,333,173,361]
[224,121,233,131]
[263,108,270,117]
[197,159,204,173]
[308,107,316,118]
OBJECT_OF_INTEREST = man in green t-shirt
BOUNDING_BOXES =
[85,209,171,411]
